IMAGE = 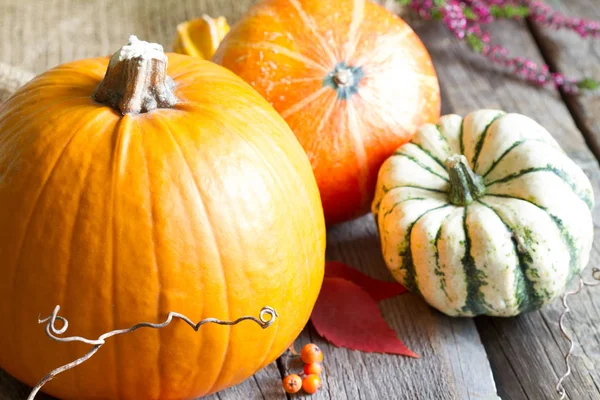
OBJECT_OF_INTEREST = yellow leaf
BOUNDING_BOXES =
[173,15,230,59]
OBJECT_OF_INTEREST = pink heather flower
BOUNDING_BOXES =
[400,0,600,93]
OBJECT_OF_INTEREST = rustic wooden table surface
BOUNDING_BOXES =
[0,0,599,399]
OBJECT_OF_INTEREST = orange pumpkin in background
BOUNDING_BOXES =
[213,0,441,225]
[0,36,326,399]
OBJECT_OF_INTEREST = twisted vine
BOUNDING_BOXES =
[28,305,277,400]
[556,268,600,399]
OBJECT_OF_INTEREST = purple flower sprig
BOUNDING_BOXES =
[526,1,600,38]
[397,0,600,93]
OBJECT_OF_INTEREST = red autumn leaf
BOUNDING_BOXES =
[311,277,419,358]
[325,261,407,301]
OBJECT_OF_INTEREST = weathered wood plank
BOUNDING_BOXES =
[0,0,255,73]
[294,214,499,400]
[0,363,284,400]
[0,369,37,400]
[528,0,600,161]
[0,63,34,102]
[209,366,285,400]
[411,16,600,400]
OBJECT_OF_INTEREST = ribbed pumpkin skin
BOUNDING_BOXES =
[372,110,594,317]
[213,0,440,225]
[0,55,326,399]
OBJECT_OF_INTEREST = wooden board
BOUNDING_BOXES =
[0,63,34,102]
[1,0,600,399]
[528,0,600,160]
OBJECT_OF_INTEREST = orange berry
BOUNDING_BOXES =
[300,343,323,364]
[302,374,322,394]
[282,374,302,394]
[304,362,323,376]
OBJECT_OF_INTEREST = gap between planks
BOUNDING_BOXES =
[524,0,600,164]
[527,18,600,163]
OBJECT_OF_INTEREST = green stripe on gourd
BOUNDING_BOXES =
[411,142,447,170]
[471,113,504,172]
[435,124,453,150]
[444,156,491,314]
[374,186,448,220]
[393,152,449,182]
[382,185,447,195]
[399,204,451,295]
[486,165,593,210]
[482,138,547,177]
[433,223,449,299]
[485,193,580,281]
[476,199,542,312]
[461,207,491,315]
[382,197,427,219]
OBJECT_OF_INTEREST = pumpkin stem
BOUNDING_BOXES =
[445,155,486,206]
[333,69,353,87]
[93,35,178,115]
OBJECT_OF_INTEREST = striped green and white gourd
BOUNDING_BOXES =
[372,110,594,317]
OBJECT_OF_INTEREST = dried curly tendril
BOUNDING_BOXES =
[28,305,277,400]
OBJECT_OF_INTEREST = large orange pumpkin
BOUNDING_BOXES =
[213,0,441,225]
[0,36,325,399]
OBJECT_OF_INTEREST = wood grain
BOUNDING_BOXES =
[0,62,34,102]
[0,369,33,400]
[528,0,600,161]
[0,361,284,400]
[411,17,600,400]
[293,214,498,400]
[0,0,254,73]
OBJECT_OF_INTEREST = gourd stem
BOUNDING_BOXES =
[93,35,178,115]
[445,155,486,206]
